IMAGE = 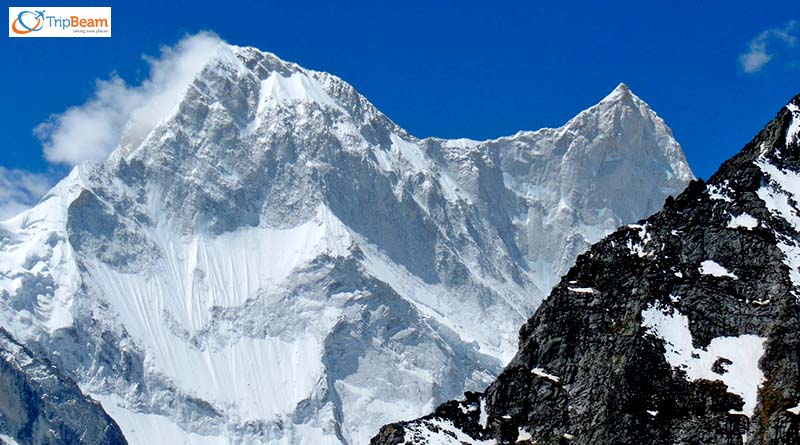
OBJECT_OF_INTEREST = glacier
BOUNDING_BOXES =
[0,41,692,444]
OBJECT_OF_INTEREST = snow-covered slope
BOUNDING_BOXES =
[0,42,692,445]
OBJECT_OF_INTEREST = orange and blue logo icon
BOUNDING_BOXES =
[11,10,45,34]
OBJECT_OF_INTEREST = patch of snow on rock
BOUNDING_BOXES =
[641,305,765,416]
[787,103,800,145]
[567,287,595,294]
[532,367,560,383]
[727,213,758,230]
[405,418,494,445]
[699,260,738,279]
[755,159,800,289]
[479,397,489,429]
[707,183,733,202]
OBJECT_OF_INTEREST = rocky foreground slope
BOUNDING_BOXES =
[372,96,800,444]
[0,41,691,444]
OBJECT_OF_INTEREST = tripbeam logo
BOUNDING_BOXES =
[9,7,111,37]
[11,10,45,34]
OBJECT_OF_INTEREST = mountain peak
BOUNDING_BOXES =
[372,91,800,445]
[600,82,634,103]
[547,81,694,193]
[588,82,658,121]
[0,42,696,445]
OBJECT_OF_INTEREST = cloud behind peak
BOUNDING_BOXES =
[35,32,223,166]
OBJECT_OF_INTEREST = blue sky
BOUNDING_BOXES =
[1,0,798,216]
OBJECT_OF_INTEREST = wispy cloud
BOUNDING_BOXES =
[35,32,223,166]
[1,32,224,220]
[0,168,55,220]
[739,21,799,73]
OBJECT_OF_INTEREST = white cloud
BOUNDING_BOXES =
[1,32,223,219]
[739,21,799,73]
[0,167,55,220]
[35,31,223,165]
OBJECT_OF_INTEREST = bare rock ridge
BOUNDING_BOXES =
[371,95,800,444]
[0,42,692,445]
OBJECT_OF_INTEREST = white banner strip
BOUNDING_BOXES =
[9,7,111,38]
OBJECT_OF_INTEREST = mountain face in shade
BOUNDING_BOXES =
[372,96,800,445]
[0,328,127,445]
[0,42,692,445]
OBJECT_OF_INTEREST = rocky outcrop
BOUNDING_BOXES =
[0,328,126,445]
[372,96,800,444]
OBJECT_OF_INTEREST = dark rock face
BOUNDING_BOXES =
[0,328,127,445]
[372,95,800,444]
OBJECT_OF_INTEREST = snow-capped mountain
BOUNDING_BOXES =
[0,42,692,445]
[372,95,800,444]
